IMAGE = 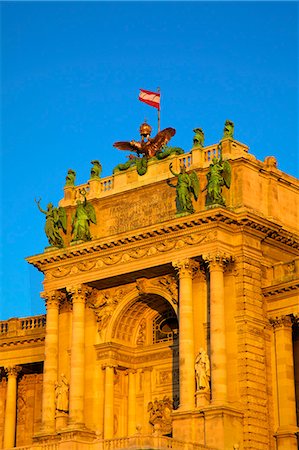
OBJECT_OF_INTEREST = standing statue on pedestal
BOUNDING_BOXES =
[195,348,210,391]
[222,120,234,139]
[193,128,205,148]
[205,144,231,207]
[90,160,102,179]
[71,189,96,242]
[169,162,199,216]
[35,199,67,248]
[55,374,69,412]
[65,169,76,186]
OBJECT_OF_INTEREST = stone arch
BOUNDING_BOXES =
[104,277,178,344]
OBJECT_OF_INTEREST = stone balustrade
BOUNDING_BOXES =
[4,436,217,450]
[0,315,46,337]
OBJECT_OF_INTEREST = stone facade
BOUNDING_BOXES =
[0,137,298,450]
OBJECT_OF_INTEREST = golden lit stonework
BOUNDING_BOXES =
[0,125,298,450]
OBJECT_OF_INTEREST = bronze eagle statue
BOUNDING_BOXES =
[113,123,176,159]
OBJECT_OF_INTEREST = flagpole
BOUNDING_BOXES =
[157,87,160,132]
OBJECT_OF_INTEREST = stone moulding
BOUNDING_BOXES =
[26,210,299,273]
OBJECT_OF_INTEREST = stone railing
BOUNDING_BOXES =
[263,258,299,286]
[0,314,46,337]
[59,139,251,209]
[8,436,217,450]
[97,435,216,450]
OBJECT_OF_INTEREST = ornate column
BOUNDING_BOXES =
[3,366,21,449]
[127,369,137,436]
[40,291,60,433]
[103,364,115,439]
[67,285,87,428]
[203,253,230,404]
[270,315,299,450]
[172,258,197,410]
[142,367,153,434]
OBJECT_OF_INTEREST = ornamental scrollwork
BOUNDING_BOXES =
[87,285,133,334]
[148,396,173,436]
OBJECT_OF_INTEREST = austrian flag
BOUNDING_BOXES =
[139,89,161,110]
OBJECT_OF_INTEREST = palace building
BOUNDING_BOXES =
[0,124,298,450]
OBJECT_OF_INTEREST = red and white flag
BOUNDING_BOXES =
[139,89,161,110]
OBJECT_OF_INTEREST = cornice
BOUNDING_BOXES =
[0,336,45,349]
[262,280,299,298]
[26,209,299,271]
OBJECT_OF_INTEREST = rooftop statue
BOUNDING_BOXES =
[65,169,76,187]
[71,189,96,242]
[193,128,205,148]
[35,198,67,248]
[222,119,234,139]
[90,160,102,179]
[169,162,199,216]
[113,122,176,159]
[205,143,231,207]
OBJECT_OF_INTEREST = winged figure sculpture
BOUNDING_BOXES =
[113,122,176,159]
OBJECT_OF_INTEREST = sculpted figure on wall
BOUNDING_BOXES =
[65,169,76,186]
[35,198,66,248]
[205,144,231,207]
[222,119,234,139]
[169,162,199,216]
[55,374,69,412]
[72,189,96,242]
[148,396,172,435]
[195,348,210,391]
[90,160,102,179]
[193,127,205,148]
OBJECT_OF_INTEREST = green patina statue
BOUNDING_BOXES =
[169,162,199,216]
[90,160,102,179]
[193,128,205,148]
[71,189,97,242]
[35,199,66,248]
[205,144,231,207]
[113,146,184,176]
[222,120,234,139]
[65,169,76,187]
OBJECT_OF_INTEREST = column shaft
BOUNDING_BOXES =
[69,287,86,427]
[173,259,195,410]
[41,293,59,432]
[3,367,21,449]
[104,365,115,439]
[127,370,136,436]
[209,258,227,404]
[272,316,298,450]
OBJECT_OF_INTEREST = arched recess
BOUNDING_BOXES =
[101,288,180,436]
[103,280,178,344]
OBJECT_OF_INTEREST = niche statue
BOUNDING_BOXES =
[71,189,96,242]
[35,199,66,248]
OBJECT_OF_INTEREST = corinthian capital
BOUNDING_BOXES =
[172,258,200,278]
[41,290,62,309]
[4,365,22,378]
[269,315,293,329]
[202,252,233,271]
[66,284,92,303]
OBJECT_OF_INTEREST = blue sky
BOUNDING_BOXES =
[1,1,298,320]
